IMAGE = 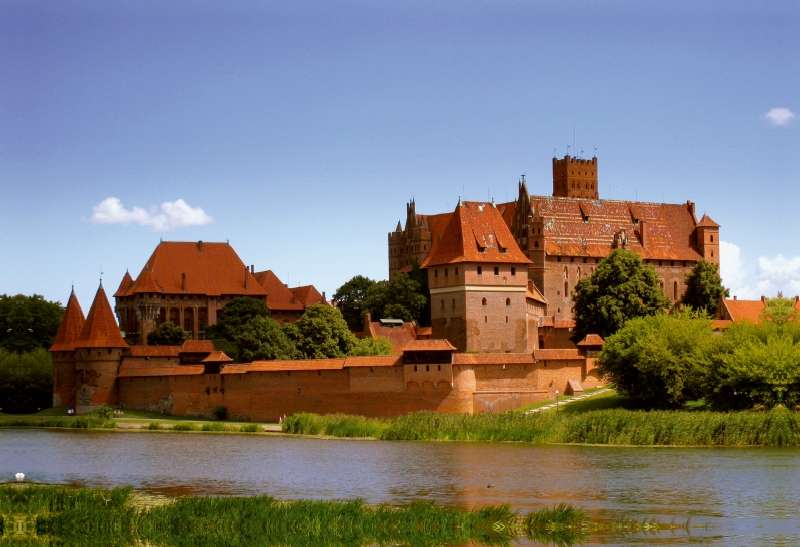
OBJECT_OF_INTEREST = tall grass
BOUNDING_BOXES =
[0,416,116,429]
[284,407,800,446]
[1,485,589,547]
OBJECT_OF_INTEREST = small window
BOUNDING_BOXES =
[674,281,679,301]
[426,365,430,372]
[534,240,539,248]
[477,266,483,275]
[494,266,499,276]
[434,269,438,278]
[438,365,441,371]
[485,316,488,323]
[414,365,418,371]
[511,267,516,276]
[452,299,456,310]
[557,257,562,262]
[710,235,714,243]
[506,298,511,306]
[505,316,508,323]
[564,282,569,297]
[445,268,448,277]
[441,299,445,310]
[711,250,714,258]
[455,267,459,276]
[482,297,487,306]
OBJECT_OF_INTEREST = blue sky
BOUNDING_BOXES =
[1,0,798,309]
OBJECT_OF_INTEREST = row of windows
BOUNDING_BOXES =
[434,266,517,278]
[440,297,513,310]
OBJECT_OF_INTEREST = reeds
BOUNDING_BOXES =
[1,484,589,547]
[284,407,800,446]
[0,416,116,429]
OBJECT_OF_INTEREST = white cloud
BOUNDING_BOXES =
[89,197,214,231]
[763,107,796,126]
[720,241,800,299]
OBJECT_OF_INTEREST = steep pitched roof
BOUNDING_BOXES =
[422,201,532,267]
[125,241,267,297]
[202,351,233,363]
[49,290,86,352]
[291,285,327,307]
[576,334,605,346]
[253,270,304,312]
[74,284,128,348]
[113,271,134,297]
[366,321,417,354]
[526,283,547,304]
[696,214,720,228]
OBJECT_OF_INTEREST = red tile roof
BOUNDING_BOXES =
[124,241,267,297]
[74,284,128,349]
[696,214,720,227]
[576,334,605,346]
[127,346,181,357]
[538,317,576,329]
[453,353,535,365]
[526,283,547,304]
[534,349,584,361]
[229,359,347,373]
[416,326,432,336]
[344,355,402,367]
[50,290,86,352]
[366,321,417,354]
[113,271,134,297]
[718,299,765,322]
[253,270,304,312]
[118,365,204,378]
[180,340,215,353]
[402,339,457,352]
[291,285,327,307]
[202,351,233,363]
[422,201,532,267]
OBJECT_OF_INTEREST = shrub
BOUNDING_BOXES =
[211,405,227,421]
[172,423,196,432]
[147,422,162,430]
[92,405,115,419]
[240,424,259,433]
[201,422,228,432]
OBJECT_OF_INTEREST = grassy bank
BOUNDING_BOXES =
[1,484,591,547]
[284,406,800,446]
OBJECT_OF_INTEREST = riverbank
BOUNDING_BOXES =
[1,484,596,546]
[284,406,800,446]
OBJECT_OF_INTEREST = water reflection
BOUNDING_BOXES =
[3,430,800,545]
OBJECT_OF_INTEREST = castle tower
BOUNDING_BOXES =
[423,200,532,352]
[73,283,128,414]
[49,289,85,409]
[552,155,598,199]
[695,214,721,265]
[389,199,433,278]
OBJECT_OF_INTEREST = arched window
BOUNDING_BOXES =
[506,298,511,306]
[564,281,569,297]
[482,297,487,306]
[534,240,539,248]
[577,267,582,278]
[564,266,568,279]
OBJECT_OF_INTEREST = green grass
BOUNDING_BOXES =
[1,484,591,547]
[284,406,800,446]
[514,386,609,413]
[0,406,70,417]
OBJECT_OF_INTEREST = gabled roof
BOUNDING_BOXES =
[74,284,128,349]
[402,339,456,352]
[718,298,765,322]
[696,214,720,228]
[290,285,327,307]
[113,271,134,297]
[366,320,417,354]
[202,351,233,363]
[253,270,304,312]
[49,290,86,352]
[422,201,531,267]
[526,283,547,304]
[576,334,605,346]
[124,241,267,297]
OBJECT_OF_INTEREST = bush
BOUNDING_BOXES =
[147,422,162,430]
[92,405,115,419]
[172,423,196,432]
[211,405,227,421]
[201,422,228,432]
[240,424,260,433]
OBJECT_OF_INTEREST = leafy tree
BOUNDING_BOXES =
[287,305,357,359]
[349,337,394,356]
[598,312,714,408]
[760,295,800,324]
[0,348,53,413]
[703,321,800,409]
[332,276,376,331]
[363,273,428,324]
[409,263,431,327]
[681,260,729,315]
[234,316,299,362]
[146,321,190,346]
[572,249,670,342]
[0,294,64,353]
[204,297,269,341]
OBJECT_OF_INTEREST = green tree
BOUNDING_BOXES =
[572,249,670,342]
[598,312,714,408]
[349,337,394,356]
[760,295,800,324]
[363,273,428,324]
[204,297,270,341]
[0,294,64,353]
[0,348,53,413]
[146,321,190,346]
[703,321,800,409]
[287,305,357,359]
[681,260,729,315]
[332,275,376,331]
[234,316,299,362]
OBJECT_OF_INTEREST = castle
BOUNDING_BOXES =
[50,154,719,419]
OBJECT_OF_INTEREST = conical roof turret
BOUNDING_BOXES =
[113,270,134,297]
[49,289,86,352]
[74,283,128,349]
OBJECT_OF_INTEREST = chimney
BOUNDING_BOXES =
[733,296,737,300]
[182,272,186,292]
[250,265,254,274]
[244,266,249,290]
[761,296,766,303]
[197,240,203,252]
[640,220,647,248]
[687,201,696,220]
[364,313,372,330]
[322,291,326,301]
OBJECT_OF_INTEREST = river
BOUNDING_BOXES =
[2,429,799,546]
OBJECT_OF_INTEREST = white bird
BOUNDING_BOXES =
[15,473,24,482]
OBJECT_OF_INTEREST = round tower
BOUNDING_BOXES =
[73,283,129,414]
[49,289,86,409]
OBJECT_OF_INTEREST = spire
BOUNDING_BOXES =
[128,265,160,294]
[113,270,134,298]
[395,220,402,232]
[74,284,128,349]
[49,289,86,352]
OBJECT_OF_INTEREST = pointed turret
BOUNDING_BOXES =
[113,270,134,298]
[128,266,161,294]
[49,289,86,352]
[75,284,128,349]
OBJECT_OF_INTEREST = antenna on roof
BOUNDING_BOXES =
[100,266,103,285]
[554,147,556,157]
[594,146,597,158]
[567,144,571,156]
